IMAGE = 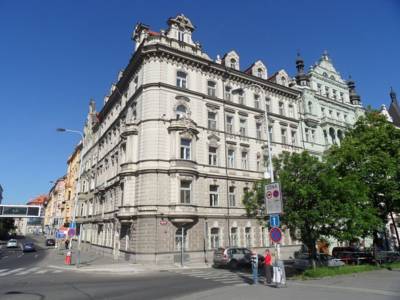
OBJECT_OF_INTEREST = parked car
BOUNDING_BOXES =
[213,247,264,270]
[293,253,344,270]
[45,238,55,247]
[375,251,400,264]
[6,239,18,248]
[332,247,373,264]
[22,242,36,252]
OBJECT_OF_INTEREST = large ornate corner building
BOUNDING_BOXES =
[75,14,364,264]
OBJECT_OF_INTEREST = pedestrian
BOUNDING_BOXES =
[250,250,259,285]
[65,239,70,250]
[264,249,272,285]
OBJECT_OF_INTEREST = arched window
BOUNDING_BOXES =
[329,127,336,144]
[210,228,220,249]
[281,76,286,85]
[330,75,335,81]
[323,72,328,78]
[176,104,187,119]
[308,101,313,114]
[176,71,187,88]
[230,58,236,69]
[258,68,263,78]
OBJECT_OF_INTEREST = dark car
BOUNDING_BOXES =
[22,242,36,252]
[332,247,373,264]
[213,247,264,270]
[45,238,55,247]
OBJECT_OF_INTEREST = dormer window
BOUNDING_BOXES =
[330,75,335,80]
[230,58,236,69]
[323,72,328,78]
[207,81,216,97]
[281,76,286,86]
[176,71,187,88]
[257,68,263,78]
[178,31,184,42]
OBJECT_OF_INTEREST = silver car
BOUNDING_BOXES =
[293,253,344,270]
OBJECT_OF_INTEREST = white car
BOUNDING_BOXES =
[6,239,18,248]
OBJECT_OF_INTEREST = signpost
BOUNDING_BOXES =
[265,183,282,215]
[270,214,280,228]
[269,227,282,244]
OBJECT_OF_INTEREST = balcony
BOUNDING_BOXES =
[320,116,346,128]
[303,112,320,127]
[168,117,199,135]
[120,122,138,138]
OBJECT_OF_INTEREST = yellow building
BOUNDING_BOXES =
[63,143,82,226]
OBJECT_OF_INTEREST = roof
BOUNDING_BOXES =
[27,195,48,206]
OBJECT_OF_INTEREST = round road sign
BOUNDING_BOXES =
[269,227,282,243]
[266,191,272,199]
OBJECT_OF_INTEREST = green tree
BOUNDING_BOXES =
[243,151,380,260]
[327,111,400,248]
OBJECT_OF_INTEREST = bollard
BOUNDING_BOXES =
[65,250,72,265]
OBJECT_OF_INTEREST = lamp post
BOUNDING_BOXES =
[56,128,84,268]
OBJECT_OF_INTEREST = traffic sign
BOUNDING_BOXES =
[265,182,282,215]
[160,220,168,225]
[270,214,280,227]
[270,227,282,243]
[68,228,76,237]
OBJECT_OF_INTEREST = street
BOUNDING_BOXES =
[0,235,399,300]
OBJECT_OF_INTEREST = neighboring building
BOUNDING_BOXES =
[291,52,364,156]
[15,195,47,235]
[64,143,82,226]
[75,14,366,264]
[44,177,66,235]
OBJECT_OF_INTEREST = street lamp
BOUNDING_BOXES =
[56,127,84,268]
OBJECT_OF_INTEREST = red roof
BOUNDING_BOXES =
[148,30,160,36]
[27,195,48,206]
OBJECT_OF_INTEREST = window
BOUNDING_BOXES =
[230,227,238,246]
[245,227,252,248]
[229,186,236,207]
[279,102,285,115]
[226,115,233,133]
[254,94,260,109]
[311,129,316,142]
[291,130,297,145]
[329,110,333,118]
[241,151,248,169]
[321,107,325,116]
[268,126,273,142]
[344,114,348,122]
[317,83,322,94]
[289,104,294,118]
[228,149,235,168]
[281,128,287,144]
[180,181,191,204]
[281,76,286,85]
[230,58,236,69]
[225,86,231,100]
[180,138,191,160]
[337,112,340,120]
[175,228,187,251]
[258,68,263,78]
[330,75,335,81]
[243,187,249,194]
[305,128,310,142]
[340,92,344,101]
[208,146,217,166]
[239,119,247,136]
[209,185,219,206]
[265,98,270,112]
[325,86,330,98]
[207,81,216,97]
[176,71,187,88]
[210,228,220,249]
[308,101,313,114]
[256,156,261,171]
[333,89,337,100]
[256,123,262,139]
[238,92,245,105]
[176,104,187,119]
[178,31,184,42]
[323,72,328,78]
[208,111,217,130]
[323,130,328,144]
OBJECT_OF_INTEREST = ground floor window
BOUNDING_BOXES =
[210,227,220,249]
[230,227,238,247]
[245,227,252,248]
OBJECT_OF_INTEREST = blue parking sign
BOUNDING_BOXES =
[270,214,280,227]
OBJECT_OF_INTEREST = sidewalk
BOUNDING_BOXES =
[174,269,400,300]
[45,246,211,274]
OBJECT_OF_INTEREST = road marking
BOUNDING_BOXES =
[52,270,62,273]
[34,254,39,259]
[0,268,25,276]
[15,267,40,275]
[0,268,10,273]
[35,269,48,274]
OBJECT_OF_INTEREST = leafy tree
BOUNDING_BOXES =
[243,151,380,259]
[0,218,15,239]
[327,111,400,248]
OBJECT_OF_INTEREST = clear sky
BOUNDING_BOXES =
[0,0,399,204]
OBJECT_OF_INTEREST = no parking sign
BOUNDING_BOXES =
[265,182,282,215]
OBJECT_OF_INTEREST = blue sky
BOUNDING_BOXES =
[0,0,399,204]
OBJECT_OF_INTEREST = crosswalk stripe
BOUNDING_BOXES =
[35,269,48,274]
[0,269,10,273]
[15,267,40,275]
[0,268,25,276]
[52,270,62,273]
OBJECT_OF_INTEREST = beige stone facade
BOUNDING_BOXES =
[75,14,363,264]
